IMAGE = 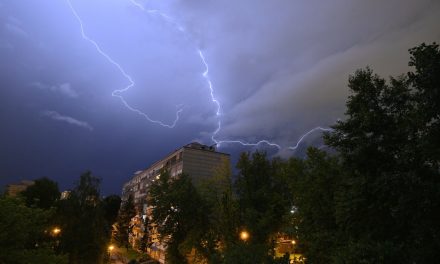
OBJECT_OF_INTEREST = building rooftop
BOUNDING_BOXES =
[133,142,229,175]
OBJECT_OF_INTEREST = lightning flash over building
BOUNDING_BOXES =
[67,0,332,152]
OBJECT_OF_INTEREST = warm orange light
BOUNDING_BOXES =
[108,245,115,251]
[52,228,61,235]
[291,240,296,245]
[240,231,250,241]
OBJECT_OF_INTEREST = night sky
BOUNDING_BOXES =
[1,0,439,195]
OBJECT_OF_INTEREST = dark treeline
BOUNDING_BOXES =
[0,172,121,264]
[147,43,440,264]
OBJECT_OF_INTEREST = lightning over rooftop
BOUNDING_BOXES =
[126,0,333,151]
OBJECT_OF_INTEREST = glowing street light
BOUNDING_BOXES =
[52,227,61,235]
[291,240,298,263]
[240,230,250,241]
[108,245,115,252]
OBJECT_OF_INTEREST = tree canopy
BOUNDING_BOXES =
[319,43,440,263]
[56,171,113,264]
[115,194,136,249]
[21,177,60,209]
[149,172,208,263]
[0,196,67,264]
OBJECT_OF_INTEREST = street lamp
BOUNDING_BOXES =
[239,230,250,241]
[291,240,297,263]
[108,245,115,252]
[52,227,61,236]
[107,244,115,261]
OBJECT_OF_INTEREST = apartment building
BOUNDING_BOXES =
[5,180,34,197]
[121,142,230,262]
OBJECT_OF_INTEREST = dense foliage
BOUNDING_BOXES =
[21,177,60,209]
[56,171,113,264]
[319,42,440,263]
[115,194,136,249]
[1,173,121,264]
[148,156,292,264]
[149,172,209,263]
[0,195,67,264]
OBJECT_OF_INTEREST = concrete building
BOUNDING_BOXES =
[122,142,230,206]
[5,180,34,197]
[60,190,71,200]
[121,142,230,262]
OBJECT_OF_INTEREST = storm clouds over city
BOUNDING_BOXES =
[1,0,439,194]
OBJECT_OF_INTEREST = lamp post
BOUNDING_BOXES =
[52,227,61,236]
[51,227,61,248]
[239,230,250,242]
[291,240,296,263]
[108,244,115,260]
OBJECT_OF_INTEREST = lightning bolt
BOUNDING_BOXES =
[66,0,182,128]
[127,1,254,149]
[198,42,333,150]
[127,0,334,152]
[69,0,332,152]
[288,127,333,151]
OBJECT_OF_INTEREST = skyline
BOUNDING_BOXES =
[1,0,439,194]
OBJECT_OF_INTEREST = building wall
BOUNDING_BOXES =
[122,143,229,207]
[182,146,229,185]
[121,142,230,262]
[122,148,185,208]
[5,180,34,197]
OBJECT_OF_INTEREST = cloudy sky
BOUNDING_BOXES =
[1,0,439,194]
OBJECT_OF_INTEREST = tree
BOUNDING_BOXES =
[319,42,440,262]
[198,157,239,262]
[21,177,60,209]
[0,196,67,264]
[285,148,342,263]
[103,194,121,226]
[229,152,290,263]
[57,171,109,264]
[115,194,136,249]
[149,172,208,264]
[139,215,149,252]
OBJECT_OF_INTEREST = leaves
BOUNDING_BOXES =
[0,196,67,264]
[235,152,290,245]
[149,172,207,263]
[56,171,111,264]
[21,177,60,209]
[312,42,440,263]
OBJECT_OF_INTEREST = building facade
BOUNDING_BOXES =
[121,142,230,263]
[5,180,34,197]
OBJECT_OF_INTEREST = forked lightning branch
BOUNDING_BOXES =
[66,0,332,151]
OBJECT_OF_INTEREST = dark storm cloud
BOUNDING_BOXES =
[1,0,439,193]
[163,0,440,148]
